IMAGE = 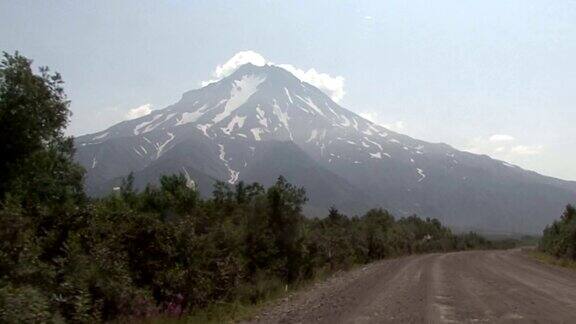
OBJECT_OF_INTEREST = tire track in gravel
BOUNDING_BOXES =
[247,249,576,323]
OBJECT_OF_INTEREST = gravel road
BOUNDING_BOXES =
[247,249,576,323]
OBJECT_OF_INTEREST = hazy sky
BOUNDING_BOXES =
[1,0,575,180]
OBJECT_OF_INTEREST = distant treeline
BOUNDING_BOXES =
[539,205,576,260]
[0,51,513,323]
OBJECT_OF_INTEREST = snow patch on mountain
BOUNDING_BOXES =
[307,129,318,143]
[92,132,109,141]
[182,167,196,189]
[134,114,163,135]
[156,132,175,159]
[352,118,359,130]
[256,106,268,128]
[417,168,426,182]
[176,106,208,126]
[363,137,383,150]
[284,88,293,104]
[272,100,292,140]
[370,152,382,159]
[222,115,246,135]
[213,74,266,123]
[218,144,239,184]
[250,128,263,141]
[339,114,351,127]
[297,95,324,117]
[197,124,211,137]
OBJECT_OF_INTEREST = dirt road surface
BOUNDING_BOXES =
[247,249,576,323]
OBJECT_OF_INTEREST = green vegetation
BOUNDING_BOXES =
[0,52,509,323]
[529,249,576,271]
[539,205,576,261]
[479,233,539,250]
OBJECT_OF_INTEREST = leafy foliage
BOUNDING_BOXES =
[0,52,84,203]
[540,205,576,259]
[1,173,503,322]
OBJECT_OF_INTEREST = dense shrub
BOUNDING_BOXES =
[2,172,506,322]
[540,205,576,259]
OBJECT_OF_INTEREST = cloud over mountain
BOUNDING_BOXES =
[489,134,515,142]
[203,50,345,102]
[126,103,152,120]
[466,135,543,160]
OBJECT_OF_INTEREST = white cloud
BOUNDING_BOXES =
[203,51,346,102]
[202,50,267,86]
[363,15,376,26]
[126,103,152,120]
[359,112,377,123]
[382,121,406,132]
[489,134,515,142]
[277,64,345,102]
[359,111,405,132]
[510,145,543,156]
[464,135,543,161]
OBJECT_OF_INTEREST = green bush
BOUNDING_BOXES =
[540,205,576,260]
[0,284,54,323]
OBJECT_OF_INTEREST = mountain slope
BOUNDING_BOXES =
[240,140,375,216]
[75,63,576,233]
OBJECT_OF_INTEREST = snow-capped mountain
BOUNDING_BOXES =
[75,63,575,233]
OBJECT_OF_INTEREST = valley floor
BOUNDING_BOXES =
[246,249,576,323]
